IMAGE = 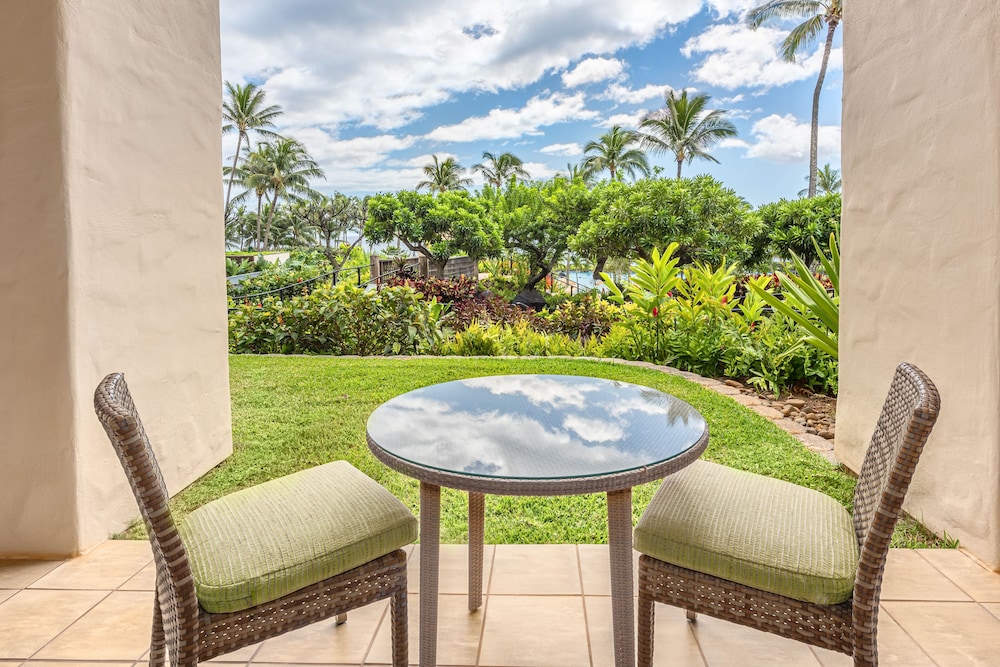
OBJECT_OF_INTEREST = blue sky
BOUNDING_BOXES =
[220,0,842,207]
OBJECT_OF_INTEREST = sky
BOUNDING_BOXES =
[219,0,842,207]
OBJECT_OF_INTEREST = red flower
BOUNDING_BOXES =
[652,306,659,317]
[720,296,728,305]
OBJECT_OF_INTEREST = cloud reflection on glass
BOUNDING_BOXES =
[367,375,706,479]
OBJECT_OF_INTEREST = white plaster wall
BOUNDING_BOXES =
[0,0,232,556]
[839,2,1000,566]
[0,0,79,557]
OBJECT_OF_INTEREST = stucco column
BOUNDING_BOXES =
[839,2,1000,566]
[0,0,232,557]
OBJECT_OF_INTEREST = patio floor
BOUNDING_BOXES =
[3,542,1000,666]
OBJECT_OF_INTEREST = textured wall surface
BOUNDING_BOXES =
[0,0,231,557]
[839,2,1000,566]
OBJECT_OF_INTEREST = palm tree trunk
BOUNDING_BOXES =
[263,191,279,250]
[809,19,839,198]
[676,159,683,179]
[255,194,263,252]
[223,132,244,224]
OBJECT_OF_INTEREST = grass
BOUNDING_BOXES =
[120,355,949,548]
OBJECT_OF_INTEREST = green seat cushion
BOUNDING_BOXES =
[178,461,417,614]
[634,460,858,605]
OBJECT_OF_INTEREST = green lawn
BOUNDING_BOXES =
[121,355,947,548]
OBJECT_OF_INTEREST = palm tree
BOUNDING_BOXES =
[748,0,843,198]
[557,162,596,187]
[238,145,273,251]
[639,90,738,179]
[417,155,473,192]
[582,127,650,182]
[242,138,324,250]
[221,81,283,222]
[472,151,530,187]
[798,163,841,197]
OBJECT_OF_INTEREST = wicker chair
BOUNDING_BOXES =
[94,373,417,666]
[634,362,940,667]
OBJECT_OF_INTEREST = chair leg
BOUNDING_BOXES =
[390,586,408,667]
[637,589,655,667]
[686,609,698,622]
[148,598,166,667]
[335,613,347,625]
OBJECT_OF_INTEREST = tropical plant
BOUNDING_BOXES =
[749,232,839,358]
[485,177,596,291]
[751,192,840,267]
[798,163,841,197]
[748,0,843,198]
[221,82,283,223]
[365,190,501,277]
[570,176,761,276]
[639,90,738,179]
[291,193,365,268]
[254,137,325,250]
[581,126,650,182]
[558,162,596,187]
[417,155,473,192]
[600,244,682,362]
[472,151,530,187]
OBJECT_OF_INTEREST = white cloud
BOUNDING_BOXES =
[598,111,646,129]
[425,93,597,143]
[683,23,842,90]
[562,57,625,87]
[718,137,750,149]
[740,114,841,163]
[600,83,673,105]
[222,0,705,131]
[705,0,757,16]
[521,161,558,179]
[540,142,583,156]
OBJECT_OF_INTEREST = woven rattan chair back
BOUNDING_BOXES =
[849,362,940,660]
[94,373,200,665]
[636,363,940,667]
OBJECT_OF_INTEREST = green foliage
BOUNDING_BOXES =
[228,283,450,356]
[750,232,839,359]
[485,178,596,290]
[540,294,623,342]
[751,193,840,267]
[226,252,330,299]
[571,176,761,268]
[441,321,585,357]
[365,190,501,276]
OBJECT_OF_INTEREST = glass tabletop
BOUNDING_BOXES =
[366,374,707,481]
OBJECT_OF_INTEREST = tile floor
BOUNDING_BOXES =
[3,541,1000,666]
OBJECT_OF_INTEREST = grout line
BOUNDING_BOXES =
[912,549,980,602]
[359,596,392,666]
[877,602,942,667]
[25,588,117,661]
[575,545,595,667]
[474,544,497,667]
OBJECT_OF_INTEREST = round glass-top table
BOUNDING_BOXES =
[367,374,709,667]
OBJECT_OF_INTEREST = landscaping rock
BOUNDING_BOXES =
[782,404,795,416]
[724,379,744,389]
[786,398,806,407]
[818,430,835,440]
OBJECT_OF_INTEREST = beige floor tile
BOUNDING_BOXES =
[0,559,62,589]
[33,590,153,661]
[367,593,483,666]
[408,544,495,597]
[30,540,151,591]
[918,549,1000,602]
[810,608,938,667]
[205,640,262,662]
[688,613,822,666]
[884,600,1000,666]
[479,595,590,667]
[25,663,137,666]
[119,561,156,591]
[251,599,387,664]
[577,544,639,597]
[586,596,705,667]
[0,590,13,605]
[0,589,107,658]
[880,549,971,601]
[488,544,580,596]
[982,601,1000,622]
